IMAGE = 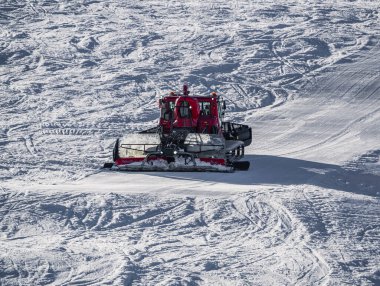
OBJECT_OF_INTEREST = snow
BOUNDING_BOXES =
[1,0,380,285]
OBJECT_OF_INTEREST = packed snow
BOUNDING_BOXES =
[1,0,379,285]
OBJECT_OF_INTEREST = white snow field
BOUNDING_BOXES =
[1,0,380,285]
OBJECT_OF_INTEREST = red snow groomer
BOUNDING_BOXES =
[105,84,252,172]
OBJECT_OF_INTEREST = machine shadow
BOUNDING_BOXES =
[147,155,380,197]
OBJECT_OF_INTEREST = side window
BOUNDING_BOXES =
[161,102,174,120]
[218,102,222,117]
[199,101,211,116]
[217,102,223,126]
[161,106,167,119]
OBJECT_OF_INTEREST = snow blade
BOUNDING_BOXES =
[115,164,234,173]
[232,161,250,171]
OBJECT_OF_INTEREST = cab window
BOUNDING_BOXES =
[161,101,175,120]
[179,101,191,118]
[199,101,211,116]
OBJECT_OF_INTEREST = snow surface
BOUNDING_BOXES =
[1,0,380,285]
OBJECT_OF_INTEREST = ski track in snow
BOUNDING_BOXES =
[1,1,380,285]
[0,189,332,285]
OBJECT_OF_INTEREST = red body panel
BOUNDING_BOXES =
[173,96,200,128]
[199,158,226,165]
[115,157,145,165]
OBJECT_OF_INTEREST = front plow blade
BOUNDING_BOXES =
[105,159,233,172]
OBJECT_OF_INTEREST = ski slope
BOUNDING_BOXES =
[1,1,380,285]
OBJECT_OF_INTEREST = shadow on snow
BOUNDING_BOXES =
[146,155,380,197]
